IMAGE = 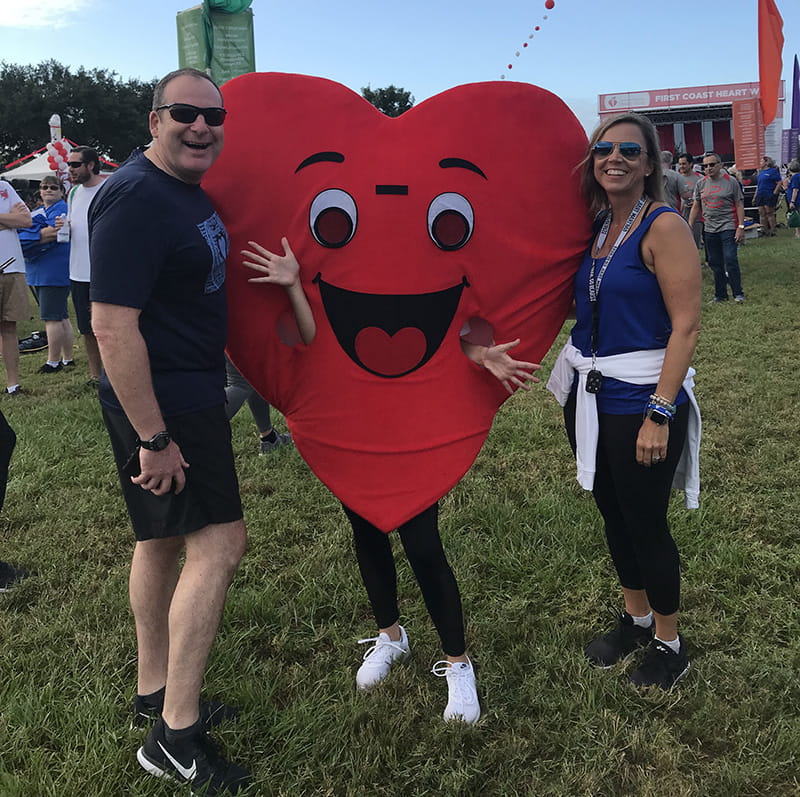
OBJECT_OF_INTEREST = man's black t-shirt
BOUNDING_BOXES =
[89,150,229,417]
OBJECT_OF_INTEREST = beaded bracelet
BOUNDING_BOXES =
[649,393,677,414]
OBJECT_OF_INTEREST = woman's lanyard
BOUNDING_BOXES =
[585,195,647,394]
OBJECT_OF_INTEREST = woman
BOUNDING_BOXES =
[754,156,781,236]
[787,160,800,240]
[242,238,539,724]
[17,176,74,372]
[547,113,701,690]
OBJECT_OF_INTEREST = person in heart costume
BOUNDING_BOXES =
[204,72,590,722]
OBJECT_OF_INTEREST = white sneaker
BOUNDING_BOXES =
[431,657,480,724]
[355,626,410,690]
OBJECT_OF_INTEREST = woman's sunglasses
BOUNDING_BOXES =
[592,141,643,160]
[155,103,227,127]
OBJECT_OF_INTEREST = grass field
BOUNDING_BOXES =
[0,229,798,797]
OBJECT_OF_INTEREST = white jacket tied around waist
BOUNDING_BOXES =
[546,339,701,509]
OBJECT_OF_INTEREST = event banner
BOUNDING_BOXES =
[177,5,255,84]
[732,99,764,169]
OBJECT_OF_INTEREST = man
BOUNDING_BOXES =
[60,146,104,381]
[688,153,746,303]
[0,180,32,395]
[677,153,702,248]
[660,150,682,209]
[89,68,249,795]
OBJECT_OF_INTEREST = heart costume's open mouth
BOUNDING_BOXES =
[313,273,469,378]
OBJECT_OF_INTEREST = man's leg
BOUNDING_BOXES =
[720,229,744,297]
[161,519,247,730]
[704,232,728,300]
[83,331,102,379]
[0,321,19,389]
[129,536,184,697]
[61,318,75,362]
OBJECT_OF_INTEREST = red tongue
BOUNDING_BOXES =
[354,327,427,376]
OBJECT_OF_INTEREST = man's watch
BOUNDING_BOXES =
[138,431,171,451]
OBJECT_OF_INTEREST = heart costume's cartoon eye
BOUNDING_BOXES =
[310,189,357,248]
[427,192,474,251]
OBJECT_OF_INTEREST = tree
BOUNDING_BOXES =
[0,60,156,166]
[361,84,415,117]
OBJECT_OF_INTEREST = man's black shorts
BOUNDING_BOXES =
[103,404,243,541]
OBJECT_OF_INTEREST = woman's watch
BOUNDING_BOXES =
[645,407,670,425]
[138,431,171,451]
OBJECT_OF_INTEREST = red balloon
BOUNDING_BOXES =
[47,155,57,166]
[535,25,540,30]
[523,43,528,47]
[54,141,67,154]
[545,0,555,9]
[508,64,513,69]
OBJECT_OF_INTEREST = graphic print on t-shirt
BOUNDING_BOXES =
[198,211,229,294]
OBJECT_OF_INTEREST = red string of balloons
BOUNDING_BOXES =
[501,0,556,80]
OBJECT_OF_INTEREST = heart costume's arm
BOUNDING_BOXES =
[242,236,316,344]
[460,338,541,395]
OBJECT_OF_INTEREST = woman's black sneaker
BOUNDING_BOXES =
[629,637,690,690]
[585,611,654,668]
[137,718,250,795]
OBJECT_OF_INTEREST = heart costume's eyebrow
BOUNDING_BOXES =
[295,151,345,172]
[439,158,487,179]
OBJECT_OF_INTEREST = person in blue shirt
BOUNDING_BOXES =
[754,156,782,237]
[17,175,74,372]
[786,160,800,240]
[548,113,701,691]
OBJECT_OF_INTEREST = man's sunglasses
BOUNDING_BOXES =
[67,161,85,168]
[155,103,227,126]
[592,141,643,159]
[703,162,719,169]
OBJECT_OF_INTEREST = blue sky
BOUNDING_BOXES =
[2,0,798,134]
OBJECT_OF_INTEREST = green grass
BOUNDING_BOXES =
[1,230,799,796]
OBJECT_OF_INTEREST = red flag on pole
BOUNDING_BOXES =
[758,0,784,126]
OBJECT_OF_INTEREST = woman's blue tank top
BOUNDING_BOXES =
[570,205,688,414]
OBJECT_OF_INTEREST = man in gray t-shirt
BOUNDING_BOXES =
[660,151,682,209]
[688,153,746,302]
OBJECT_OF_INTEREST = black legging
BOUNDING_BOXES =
[343,502,466,657]
[565,393,689,616]
[0,410,16,514]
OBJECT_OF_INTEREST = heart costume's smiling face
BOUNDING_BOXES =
[300,151,483,378]
[205,73,591,530]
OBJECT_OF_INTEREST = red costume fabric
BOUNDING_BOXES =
[205,73,590,531]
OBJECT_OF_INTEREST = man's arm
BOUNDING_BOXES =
[92,302,188,495]
[734,198,745,243]
[0,202,31,230]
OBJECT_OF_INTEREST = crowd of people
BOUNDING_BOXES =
[0,66,795,795]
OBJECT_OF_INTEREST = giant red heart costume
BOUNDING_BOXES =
[205,73,590,531]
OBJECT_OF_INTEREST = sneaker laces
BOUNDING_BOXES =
[357,635,406,663]
[431,660,475,704]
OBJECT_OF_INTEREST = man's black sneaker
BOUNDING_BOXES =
[585,611,654,668]
[36,362,63,374]
[0,561,29,592]
[132,694,239,729]
[137,719,250,795]
[18,331,47,353]
[629,637,690,690]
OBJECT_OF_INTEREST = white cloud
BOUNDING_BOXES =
[0,0,92,29]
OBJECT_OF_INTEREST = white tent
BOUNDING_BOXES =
[1,151,57,182]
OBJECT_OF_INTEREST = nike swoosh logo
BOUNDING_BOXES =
[157,741,198,780]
